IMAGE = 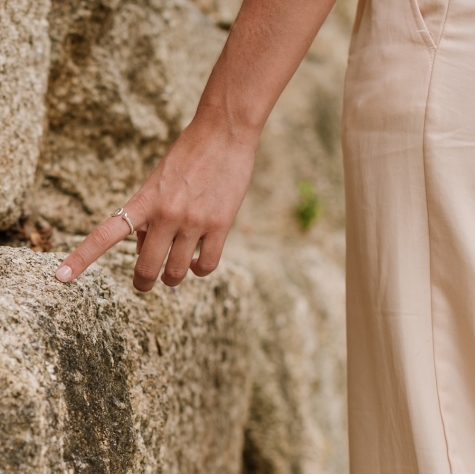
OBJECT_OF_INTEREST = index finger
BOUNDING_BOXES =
[55,207,142,283]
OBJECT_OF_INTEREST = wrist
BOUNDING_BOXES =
[190,102,263,151]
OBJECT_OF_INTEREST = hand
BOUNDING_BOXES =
[53,0,335,291]
[55,115,257,291]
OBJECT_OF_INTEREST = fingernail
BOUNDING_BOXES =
[56,265,72,283]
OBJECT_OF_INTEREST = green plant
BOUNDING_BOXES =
[296,181,322,231]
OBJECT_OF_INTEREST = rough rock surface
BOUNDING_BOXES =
[224,235,347,474]
[192,0,242,29]
[51,231,348,474]
[36,0,225,234]
[0,0,50,230]
[0,246,255,473]
[34,0,355,242]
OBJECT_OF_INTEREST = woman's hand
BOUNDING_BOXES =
[55,111,258,291]
[54,0,336,290]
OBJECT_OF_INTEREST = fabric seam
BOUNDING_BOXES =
[434,0,451,47]
[409,0,437,50]
[421,0,453,471]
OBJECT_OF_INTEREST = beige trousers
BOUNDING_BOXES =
[342,0,475,472]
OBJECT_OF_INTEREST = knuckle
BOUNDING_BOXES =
[90,225,114,248]
[158,204,181,223]
[130,192,151,219]
[207,217,225,231]
[184,212,202,228]
[134,263,158,282]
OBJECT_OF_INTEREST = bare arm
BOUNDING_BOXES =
[55,0,337,291]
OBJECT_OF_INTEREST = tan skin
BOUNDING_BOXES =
[55,0,337,291]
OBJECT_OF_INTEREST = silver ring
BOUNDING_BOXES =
[110,207,134,235]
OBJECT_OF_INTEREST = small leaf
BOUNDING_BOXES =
[296,181,322,231]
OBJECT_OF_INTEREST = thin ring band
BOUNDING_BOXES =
[110,207,135,235]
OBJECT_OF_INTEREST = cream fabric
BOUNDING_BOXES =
[342,0,475,472]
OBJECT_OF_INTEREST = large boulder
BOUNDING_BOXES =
[53,235,348,474]
[34,0,356,241]
[224,235,347,474]
[36,0,226,234]
[0,241,347,473]
[0,246,255,473]
[0,0,50,230]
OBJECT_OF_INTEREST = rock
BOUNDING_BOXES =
[0,0,50,230]
[52,234,348,474]
[0,246,255,473]
[191,0,242,29]
[34,0,356,243]
[36,0,225,234]
[224,235,348,474]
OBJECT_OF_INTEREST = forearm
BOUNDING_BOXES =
[194,0,337,143]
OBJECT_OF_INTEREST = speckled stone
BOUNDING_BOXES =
[0,0,50,230]
[36,0,226,234]
[0,246,255,473]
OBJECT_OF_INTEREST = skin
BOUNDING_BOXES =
[55,0,337,292]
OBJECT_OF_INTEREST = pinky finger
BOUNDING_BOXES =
[190,232,226,277]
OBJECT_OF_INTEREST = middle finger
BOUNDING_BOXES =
[133,224,175,292]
